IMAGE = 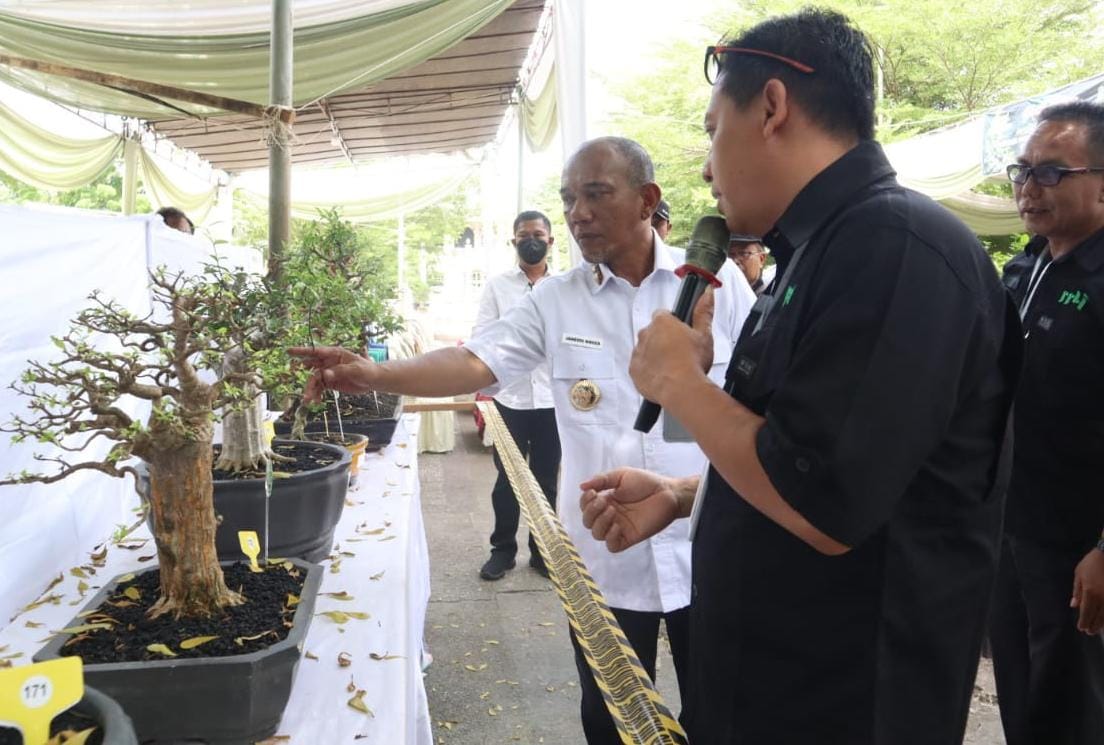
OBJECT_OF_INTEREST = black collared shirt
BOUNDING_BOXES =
[1003,229,1104,549]
[688,141,1021,744]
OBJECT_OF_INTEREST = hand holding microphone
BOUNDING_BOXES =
[632,216,729,433]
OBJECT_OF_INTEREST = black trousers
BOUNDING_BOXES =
[569,605,691,745]
[489,400,561,559]
[989,536,1104,745]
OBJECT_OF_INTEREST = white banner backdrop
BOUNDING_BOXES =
[0,204,261,623]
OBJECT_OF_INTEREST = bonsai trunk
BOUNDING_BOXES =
[215,345,287,472]
[217,393,273,472]
[147,440,241,618]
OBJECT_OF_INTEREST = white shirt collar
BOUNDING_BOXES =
[589,230,678,295]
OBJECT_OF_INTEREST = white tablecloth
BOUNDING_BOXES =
[0,414,432,745]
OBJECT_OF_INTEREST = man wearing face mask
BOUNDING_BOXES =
[472,210,562,580]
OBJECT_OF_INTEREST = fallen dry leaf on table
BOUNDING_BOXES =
[347,689,374,717]
[369,652,403,661]
[338,652,352,667]
[305,651,319,660]
[70,567,88,579]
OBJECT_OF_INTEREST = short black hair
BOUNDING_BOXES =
[1038,101,1104,162]
[716,8,876,141]
[579,137,655,188]
[156,206,195,232]
[513,210,551,234]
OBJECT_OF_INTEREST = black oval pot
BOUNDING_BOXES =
[140,440,350,563]
[34,559,322,745]
[0,686,138,745]
[77,686,140,745]
[274,396,404,446]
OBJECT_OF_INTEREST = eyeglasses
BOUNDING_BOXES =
[1006,163,1104,187]
[730,247,765,259]
[704,45,816,85]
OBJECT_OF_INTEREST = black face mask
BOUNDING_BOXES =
[516,237,548,265]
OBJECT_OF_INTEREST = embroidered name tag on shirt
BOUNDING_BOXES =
[734,355,757,379]
[562,333,603,350]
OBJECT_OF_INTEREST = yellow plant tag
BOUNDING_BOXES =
[0,656,84,745]
[238,530,261,572]
[262,420,276,447]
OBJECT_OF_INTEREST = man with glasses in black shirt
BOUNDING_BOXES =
[989,101,1104,745]
[579,8,1022,744]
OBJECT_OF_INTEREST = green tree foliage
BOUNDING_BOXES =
[608,0,1104,253]
[233,175,477,304]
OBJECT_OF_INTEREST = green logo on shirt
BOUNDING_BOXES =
[782,285,796,307]
[1058,290,1089,310]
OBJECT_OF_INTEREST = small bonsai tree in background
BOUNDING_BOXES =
[211,208,400,471]
[255,209,402,441]
[0,267,267,618]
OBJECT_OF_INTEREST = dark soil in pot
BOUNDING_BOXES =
[298,431,382,453]
[213,441,341,481]
[58,562,305,664]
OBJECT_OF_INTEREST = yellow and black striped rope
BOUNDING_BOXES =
[479,402,688,745]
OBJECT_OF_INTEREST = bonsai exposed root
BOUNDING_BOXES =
[214,448,293,474]
[148,586,244,620]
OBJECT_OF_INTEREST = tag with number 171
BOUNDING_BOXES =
[0,656,84,745]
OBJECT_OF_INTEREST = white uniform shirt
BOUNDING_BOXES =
[473,265,554,410]
[465,235,756,611]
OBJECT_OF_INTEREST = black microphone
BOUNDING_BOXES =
[634,215,730,433]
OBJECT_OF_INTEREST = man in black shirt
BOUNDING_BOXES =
[579,9,1021,744]
[989,101,1104,745]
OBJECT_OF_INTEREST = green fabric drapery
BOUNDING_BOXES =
[0,98,121,190]
[0,0,513,119]
[940,193,1023,235]
[238,165,475,223]
[520,63,557,152]
[135,143,219,224]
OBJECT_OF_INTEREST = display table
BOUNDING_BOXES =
[0,414,432,745]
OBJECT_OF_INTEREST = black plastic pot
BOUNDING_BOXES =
[35,559,322,745]
[139,440,350,563]
[274,394,404,446]
[0,686,138,745]
[77,686,140,745]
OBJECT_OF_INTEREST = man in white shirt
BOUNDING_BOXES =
[728,235,776,295]
[290,136,756,744]
[474,210,561,581]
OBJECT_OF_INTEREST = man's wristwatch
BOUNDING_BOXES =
[1096,537,1104,554]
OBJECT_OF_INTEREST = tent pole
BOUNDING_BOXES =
[267,0,293,279]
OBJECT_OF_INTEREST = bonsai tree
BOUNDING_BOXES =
[253,209,402,443]
[0,209,401,618]
[0,266,268,617]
